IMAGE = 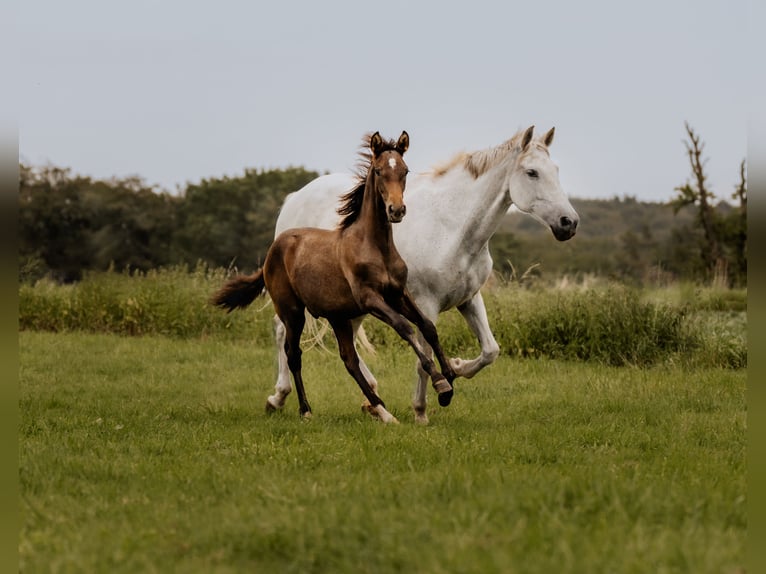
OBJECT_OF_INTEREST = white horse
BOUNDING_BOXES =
[270,125,579,423]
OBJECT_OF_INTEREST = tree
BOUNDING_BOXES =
[671,123,722,280]
[19,165,178,281]
[171,167,319,271]
[670,123,746,286]
[721,160,747,285]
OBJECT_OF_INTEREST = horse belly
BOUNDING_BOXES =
[295,269,362,319]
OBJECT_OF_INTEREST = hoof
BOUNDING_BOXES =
[432,377,452,395]
[301,411,313,420]
[365,403,398,424]
[379,411,400,424]
[362,403,382,419]
[414,412,429,425]
[265,400,278,414]
[438,389,453,407]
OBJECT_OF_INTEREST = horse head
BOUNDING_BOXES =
[370,131,410,223]
[507,126,579,241]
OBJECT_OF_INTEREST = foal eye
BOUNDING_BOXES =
[374,168,381,176]
[526,169,539,179]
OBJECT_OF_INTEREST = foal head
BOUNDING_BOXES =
[338,131,410,229]
[369,131,410,223]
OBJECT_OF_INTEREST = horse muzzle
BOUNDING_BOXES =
[387,203,407,223]
[551,215,578,241]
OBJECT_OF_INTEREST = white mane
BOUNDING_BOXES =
[432,129,550,179]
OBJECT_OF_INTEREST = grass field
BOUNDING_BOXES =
[19,330,746,573]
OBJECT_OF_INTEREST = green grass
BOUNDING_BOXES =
[19,331,746,573]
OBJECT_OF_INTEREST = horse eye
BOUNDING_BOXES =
[526,169,539,179]
[374,168,381,176]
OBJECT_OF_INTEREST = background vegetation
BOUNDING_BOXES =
[18,125,747,288]
[18,266,747,370]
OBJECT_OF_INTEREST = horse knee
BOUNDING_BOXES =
[483,342,500,364]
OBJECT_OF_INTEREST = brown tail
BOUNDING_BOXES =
[210,269,266,312]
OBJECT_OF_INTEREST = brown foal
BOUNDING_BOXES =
[211,131,455,423]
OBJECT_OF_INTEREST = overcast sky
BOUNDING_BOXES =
[18,0,750,203]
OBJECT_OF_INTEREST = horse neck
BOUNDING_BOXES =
[446,150,518,254]
[355,171,395,252]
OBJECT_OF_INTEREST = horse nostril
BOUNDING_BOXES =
[560,216,572,228]
[389,204,406,218]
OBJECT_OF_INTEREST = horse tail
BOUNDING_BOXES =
[210,269,266,312]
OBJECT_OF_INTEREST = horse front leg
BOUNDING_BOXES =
[396,290,456,407]
[331,318,398,424]
[412,330,432,424]
[361,292,454,409]
[351,318,382,412]
[266,316,294,412]
[452,292,500,379]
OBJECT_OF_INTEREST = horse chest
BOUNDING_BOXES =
[355,258,407,293]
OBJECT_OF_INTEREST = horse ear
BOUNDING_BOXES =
[370,132,383,156]
[543,127,555,147]
[521,125,535,151]
[396,131,409,155]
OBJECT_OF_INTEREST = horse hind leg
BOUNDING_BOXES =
[266,316,293,413]
[281,308,312,418]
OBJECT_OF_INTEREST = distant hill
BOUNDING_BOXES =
[489,196,717,284]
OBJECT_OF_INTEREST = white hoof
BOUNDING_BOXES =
[414,412,429,425]
[266,395,284,412]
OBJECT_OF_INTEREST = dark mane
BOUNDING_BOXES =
[337,133,402,230]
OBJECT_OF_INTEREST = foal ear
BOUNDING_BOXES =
[370,131,384,157]
[396,131,409,155]
[521,125,535,151]
[543,127,555,147]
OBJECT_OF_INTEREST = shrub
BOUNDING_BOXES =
[19,264,272,344]
[484,285,698,366]
[18,270,745,368]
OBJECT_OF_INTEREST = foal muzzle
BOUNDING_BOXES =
[388,204,407,223]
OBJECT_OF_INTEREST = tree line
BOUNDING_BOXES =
[19,164,319,283]
[18,125,746,287]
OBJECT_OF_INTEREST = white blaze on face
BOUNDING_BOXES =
[388,157,397,170]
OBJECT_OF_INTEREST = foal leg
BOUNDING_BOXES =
[360,292,454,406]
[280,309,312,418]
[332,318,398,424]
[266,316,294,412]
[393,291,456,407]
[352,317,381,412]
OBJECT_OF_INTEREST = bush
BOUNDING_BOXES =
[485,285,695,366]
[18,270,746,369]
[19,264,272,344]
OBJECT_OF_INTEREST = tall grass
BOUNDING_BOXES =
[18,267,747,369]
[19,264,271,344]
